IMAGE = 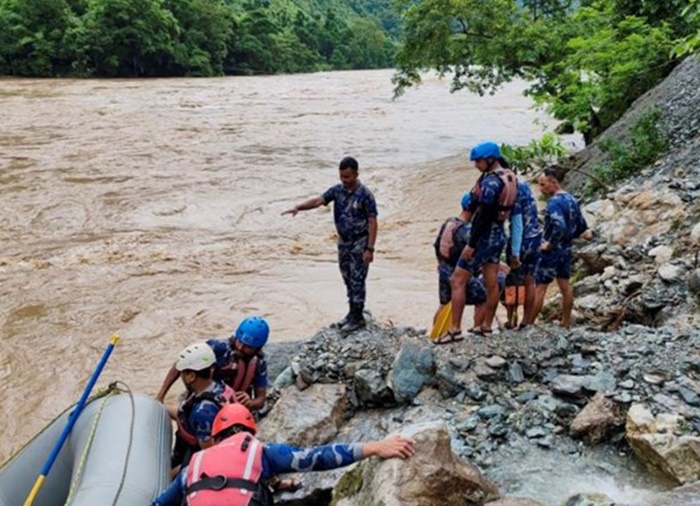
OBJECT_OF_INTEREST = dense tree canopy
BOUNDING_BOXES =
[393,0,697,143]
[0,0,395,77]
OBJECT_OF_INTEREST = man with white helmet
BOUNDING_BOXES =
[170,342,235,474]
[157,316,270,413]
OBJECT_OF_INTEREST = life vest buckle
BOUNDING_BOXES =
[208,474,228,490]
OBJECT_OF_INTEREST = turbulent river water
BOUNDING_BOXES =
[0,70,578,466]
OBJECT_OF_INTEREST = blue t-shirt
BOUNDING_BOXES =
[181,381,228,443]
[514,181,542,240]
[543,192,588,249]
[153,441,364,505]
[322,183,378,244]
[206,338,268,389]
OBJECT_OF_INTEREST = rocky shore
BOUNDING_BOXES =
[260,315,700,506]
[255,57,700,506]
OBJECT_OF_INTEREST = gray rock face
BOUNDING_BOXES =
[332,421,500,506]
[354,368,391,405]
[387,339,435,403]
[258,383,346,447]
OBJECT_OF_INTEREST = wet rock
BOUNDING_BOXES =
[677,386,700,407]
[691,222,700,245]
[332,421,500,506]
[466,382,487,402]
[626,403,700,484]
[688,269,700,295]
[648,480,700,506]
[258,383,346,447]
[570,393,623,444]
[475,363,501,382]
[551,375,589,397]
[562,492,615,506]
[516,391,537,404]
[649,245,674,264]
[658,263,684,282]
[486,497,547,506]
[478,404,507,420]
[387,339,435,403]
[354,368,392,405]
[436,363,465,399]
[486,356,508,369]
[508,362,525,384]
[583,371,617,394]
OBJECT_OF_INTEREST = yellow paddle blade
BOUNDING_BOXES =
[429,302,452,341]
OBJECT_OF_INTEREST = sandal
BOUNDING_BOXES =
[469,327,493,337]
[434,330,464,345]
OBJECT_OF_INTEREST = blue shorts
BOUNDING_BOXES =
[536,247,572,285]
[439,273,487,305]
[508,235,542,277]
[456,233,505,275]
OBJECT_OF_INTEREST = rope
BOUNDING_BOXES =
[64,389,117,505]
[62,382,136,506]
[109,382,136,506]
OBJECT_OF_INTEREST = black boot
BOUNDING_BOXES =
[341,303,366,333]
[333,303,353,328]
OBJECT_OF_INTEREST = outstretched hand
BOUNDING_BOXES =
[365,434,416,460]
[281,208,299,217]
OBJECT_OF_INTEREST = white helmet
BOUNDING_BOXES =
[175,342,216,372]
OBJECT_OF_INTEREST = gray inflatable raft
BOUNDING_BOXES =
[0,392,171,506]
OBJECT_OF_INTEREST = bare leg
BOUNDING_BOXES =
[449,267,472,333]
[473,304,485,328]
[480,263,500,331]
[557,277,574,328]
[522,274,537,325]
[533,283,549,324]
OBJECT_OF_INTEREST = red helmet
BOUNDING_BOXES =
[212,404,257,437]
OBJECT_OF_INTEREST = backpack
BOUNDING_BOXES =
[473,169,518,221]
[434,217,468,267]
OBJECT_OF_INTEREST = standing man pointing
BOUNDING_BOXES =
[283,156,378,333]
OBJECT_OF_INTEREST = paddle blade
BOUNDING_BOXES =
[429,302,452,341]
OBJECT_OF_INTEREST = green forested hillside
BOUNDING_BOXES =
[0,0,397,77]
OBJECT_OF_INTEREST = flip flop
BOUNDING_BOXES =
[469,327,493,337]
[434,330,464,345]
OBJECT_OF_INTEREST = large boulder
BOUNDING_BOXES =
[387,339,435,403]
[626,404,700,484]
[570,393,623,444]
[331,421,499,506]
[562,493,615,506]
[258,383,346,447]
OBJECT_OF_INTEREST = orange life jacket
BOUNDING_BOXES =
[185,432,272,506]
[472,168,518,222]
[176,383,236,447]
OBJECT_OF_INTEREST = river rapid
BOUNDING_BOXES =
[0,69,575,463]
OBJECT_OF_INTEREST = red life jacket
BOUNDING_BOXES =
[216,354,260,395]
[472,168,518,222]
[185,432,272,506]
[176,384,236,446]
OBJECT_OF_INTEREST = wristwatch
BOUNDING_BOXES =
[365,247,375,253]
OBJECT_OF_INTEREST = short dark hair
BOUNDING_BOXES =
[339,156,359,172]
[193,367,214,380]
[542,165,564,181]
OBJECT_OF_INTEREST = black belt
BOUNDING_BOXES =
[186,475,258,494]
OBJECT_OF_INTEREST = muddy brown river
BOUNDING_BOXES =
[0,69,575,462]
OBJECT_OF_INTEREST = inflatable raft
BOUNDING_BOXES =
[0,391,171,506]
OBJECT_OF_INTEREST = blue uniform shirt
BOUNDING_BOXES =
[153,442,364,505]
[543,192,588,249]
[322,183,378,245]
[514,181,542,240]
[182,381,228,443]
[469,172,506,249]
[206,338,268,388]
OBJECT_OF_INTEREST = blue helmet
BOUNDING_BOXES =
[460,192,471,211]
[235,316,270,349]
[469,142,501,161]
